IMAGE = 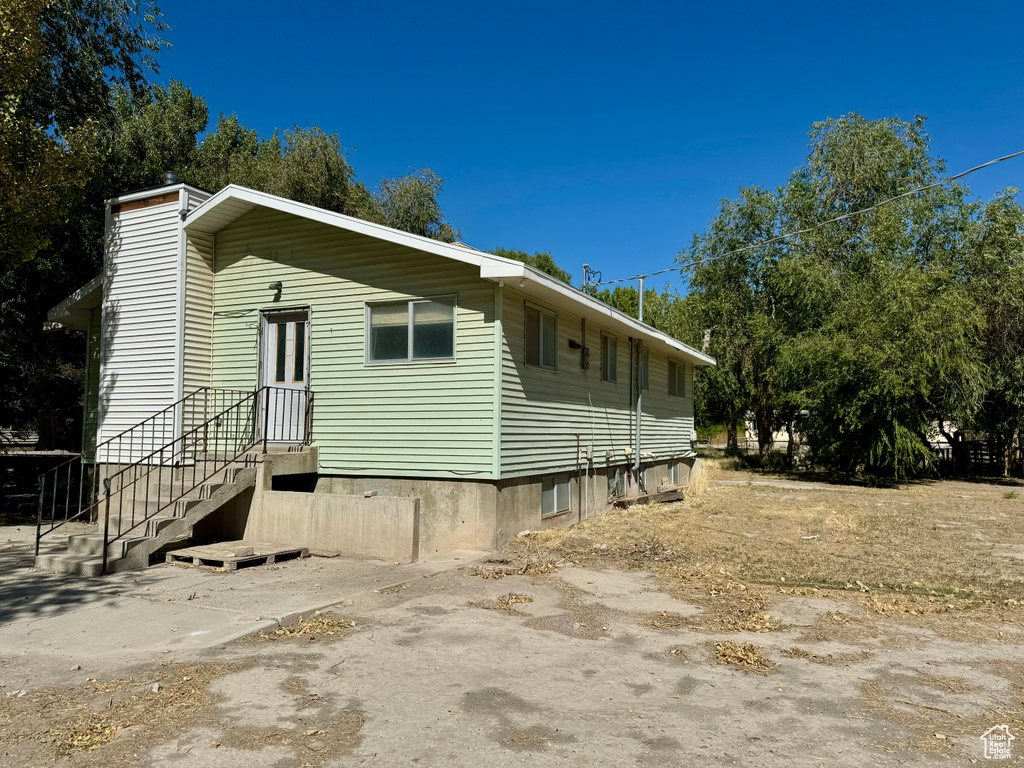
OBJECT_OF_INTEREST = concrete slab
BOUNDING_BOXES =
[0,524,490,691]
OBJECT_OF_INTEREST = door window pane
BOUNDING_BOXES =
[413,301,454,359]
[275,323,287,382]
[293,321,306,382]
[370,304,409,361]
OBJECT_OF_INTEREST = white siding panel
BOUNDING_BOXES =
[97,199,182,457]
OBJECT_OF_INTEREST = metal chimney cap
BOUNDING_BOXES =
[163,170,178,185]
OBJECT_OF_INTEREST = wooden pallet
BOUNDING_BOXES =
[165,540,308,570]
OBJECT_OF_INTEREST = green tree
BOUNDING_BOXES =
[683,186,785,459]
[489,248,572,284]
[956,190,1024,475]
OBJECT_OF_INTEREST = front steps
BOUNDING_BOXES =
[34,447,317,577]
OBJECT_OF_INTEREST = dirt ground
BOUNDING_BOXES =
[2,462,1023,767]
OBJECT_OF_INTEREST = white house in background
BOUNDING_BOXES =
[38,178,715,575]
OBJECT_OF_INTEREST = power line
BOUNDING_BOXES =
[590,148,1024,288]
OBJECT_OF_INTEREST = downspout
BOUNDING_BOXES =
[634,277,644,490]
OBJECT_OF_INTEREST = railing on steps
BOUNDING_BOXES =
[36,386,314,571]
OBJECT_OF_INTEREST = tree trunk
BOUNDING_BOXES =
[755,407,774,463]
[726,420,738,455]
[937,419,967,477]
[786,419,795,469]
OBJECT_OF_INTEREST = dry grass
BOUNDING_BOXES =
[497,459,1024,635]
[0,662,239,764]
[473,593,535,613]
[711,641,777,674]
[252,612,355,643]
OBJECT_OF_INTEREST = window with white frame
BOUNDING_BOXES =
[639,348,649,390]
[542,475,570,517]
[600,333,617,382]
[668,359,686,397]
[525,304,557,369]
[368,299,455,363]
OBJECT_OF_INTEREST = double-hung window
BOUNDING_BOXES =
[601,333,617,382]
[668,359,686,397]
[542,475,570,517]
[525,304,557,369]
[368,298,455,363]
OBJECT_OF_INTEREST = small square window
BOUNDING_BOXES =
[542,475,570,517]
[601,333,617,382]
[526,304,557,369]
[668,360,686,397]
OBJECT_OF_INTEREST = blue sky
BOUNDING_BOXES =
[158,1,1024,291]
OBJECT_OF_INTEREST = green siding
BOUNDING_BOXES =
[499,288,694,478]
[211,208,496,478]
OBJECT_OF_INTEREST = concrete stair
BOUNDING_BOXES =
[34,466,259,576]
[35,446,318,577]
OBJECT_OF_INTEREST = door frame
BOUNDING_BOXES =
[258,306,312,444]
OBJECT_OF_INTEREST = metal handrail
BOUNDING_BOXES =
[35,387,251,552]
[35,386,312,562]
[96,385,313,574]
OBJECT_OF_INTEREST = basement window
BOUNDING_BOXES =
[669,461,680,484]
[668,360,686,397]
[607,468,625,500]
[542,475,570,517]
[525,303,557,369]
[600,333,617,382]
[367,299,455,363]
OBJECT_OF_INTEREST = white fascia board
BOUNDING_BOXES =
[508,266,716,367]
[186,186,496,270]
[47,274,103,328]
[106,183,209,206]
[181,184,716,367]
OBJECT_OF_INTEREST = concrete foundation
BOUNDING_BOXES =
[198,456,696,562]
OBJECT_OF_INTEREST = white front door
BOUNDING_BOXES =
[260,310,310,444]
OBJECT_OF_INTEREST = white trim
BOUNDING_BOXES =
[173,188,187,409]
[364,295,458,366]
[524,301,558,372]
[105,182,208,206]
[600,331,618,384]
[184,185,715,367]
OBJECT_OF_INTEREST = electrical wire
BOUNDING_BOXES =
[591,149,1024,287]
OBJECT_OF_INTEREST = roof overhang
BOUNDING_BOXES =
[184,185,716,366]
[46,274,102,331]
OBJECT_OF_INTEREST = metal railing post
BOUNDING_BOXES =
[101,478,111,577]
[35,476,44,558]
[262,387,270,454]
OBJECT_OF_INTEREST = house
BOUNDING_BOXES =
[36,178,715,575]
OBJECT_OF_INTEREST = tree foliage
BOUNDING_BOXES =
[681,113,1018,480]
[489,248,572,284]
